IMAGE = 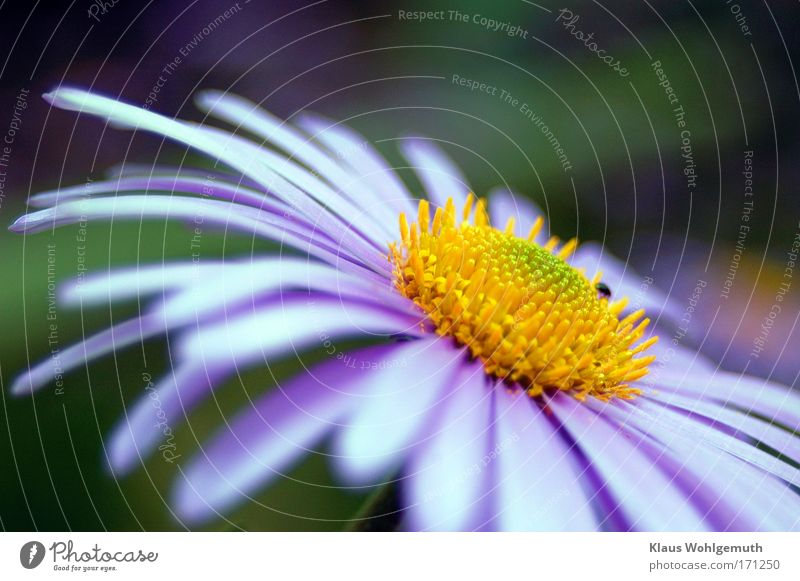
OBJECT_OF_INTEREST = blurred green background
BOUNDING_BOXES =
[1,0,800,530]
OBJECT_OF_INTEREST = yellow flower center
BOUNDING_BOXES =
[389,195,657,401]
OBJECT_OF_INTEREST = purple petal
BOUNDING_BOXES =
[11,314,162,395]
[598,398,800,530]
[194,91,399,241]
[42,88,390,262]
[104,163,257,186]
[28,176,277,212]
[107,365,223,474]
[11,194,385,275]
[639,337,717,381]
[297,113,417,218]
[644,389,800,464]
[63,252,394,308]
[333,337,464,485]
[171,343,401,523]
[399,138,470,210]
[492,392,598,530]
[488,188,547,240]
[199,124,393,247]
[154,258,412,327]
[650,369,800,435]
[550,393,710,531]
[17,258,411,397]
[109,295,423,472]
[60,261,216,305]
[631,396,799,486]
[177,293,422,368]
[404,357,494,531]
[571,242,685,327]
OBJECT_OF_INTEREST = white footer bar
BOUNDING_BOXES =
[2,532,798,580]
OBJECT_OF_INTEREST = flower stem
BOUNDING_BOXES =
[344,481,404,531]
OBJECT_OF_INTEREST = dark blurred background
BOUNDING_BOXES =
[1,0,799,531]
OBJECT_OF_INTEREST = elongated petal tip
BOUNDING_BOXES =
[193,90,225,111]
[106,428,142,477]
[8,217,24,233]
[171,455,248,525]
[9,209,53,233]
[9,213,35,232]
[28,190,61,208]
[10,374,32,396]
[172,470,217,525]
[42,87,83,110]
[194,89,217,101]
[9,368,50,396]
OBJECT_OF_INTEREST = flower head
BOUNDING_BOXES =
[390,195,654,400]
[11,87,800,531]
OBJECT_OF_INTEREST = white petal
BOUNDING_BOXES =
[651,369,800,433]
[404,359,494,531]
[598,398,800,530]
[551,394,710,531]
[11,315,161,395]
[399,138,470,210]
[194,91,399,238]
[334,338,463,485]
[154,257,412,327]
[297,113,416,218]
[488,187,547,240]
[178,293,422,368]
[43,88,388,263]
[109,298,419,473]
[494,392,597,530]
[11,194,382,274]
[171,344,387,523]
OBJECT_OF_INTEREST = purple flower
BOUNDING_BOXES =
[10,87,800,531]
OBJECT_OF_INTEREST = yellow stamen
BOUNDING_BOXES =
[527,216,544,241]
[389,196,656,402]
